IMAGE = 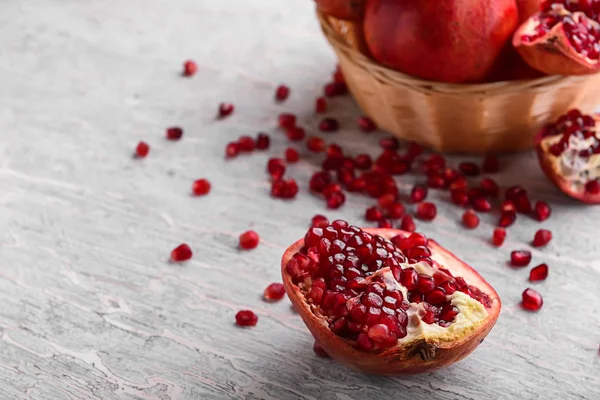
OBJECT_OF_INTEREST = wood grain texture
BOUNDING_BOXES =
[0,0,598,399]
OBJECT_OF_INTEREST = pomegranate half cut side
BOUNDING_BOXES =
[281,223,501,375]
[513,5,600,75]
[536,109,600,204]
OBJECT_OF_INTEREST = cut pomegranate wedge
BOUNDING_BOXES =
[281,222,501,375]
[513,4,600,75]
[536,109,600,203]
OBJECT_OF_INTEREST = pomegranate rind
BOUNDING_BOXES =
[513,9,600,75]
[315,0,365,21]
[281,228,501,375]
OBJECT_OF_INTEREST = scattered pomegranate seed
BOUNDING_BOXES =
[325,191,346,209]
[286,126,306,142]
[275,85,290,102]
[271,179,299,199]
[166,127,183,140]
[416,202,437,221]
[501,200,516,212]
[225,142,240,158]
[192,179,211,196]
[378,218,393,228]
[533,201,551,222]
[263,283,286,301]
[427,175,446,189]
[256,133,270,150]
[218,103,234,118]
[410,185,428,203]
[482,155,500,173]
[182,60,198,77]
[311,214,329,228]
[355,154,373,170]
[492,228,506,247]
[135,141,150,158]
[459,162,480,176]
[449,176,468,190]
[400,215,416,232]
[380,137,399,150]
[406,141,424,159]
[443,168,461,182]
[365,206,384,221]
[324,82,347,97]
[450,189,469,207]
[313,341,330,357]
[498,210,517,227]
[307,136,325,153]
[585,180,600,194]
[235,310,258,327]
[319,118,340,132]
[239,230,260,250]
[315,97,327,113]
[521,289,543,311]
[386,203,405,219]
[171,244,193,262]
[278,113,297,130]
[267,158,286,180]
[532,229,553,247]
[472,197,492,213]
[377,193,396,208]
[238,136,255,152]
[462,210,480,229]
[529,263,549,282]
[511,250,532,267]
[358,116,377,132]
[285,147,300,163]
[480,178,499,197]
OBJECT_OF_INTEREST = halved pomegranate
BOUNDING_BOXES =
[513,4,600,75]
[281,221,501,375]
[536,109,600,203]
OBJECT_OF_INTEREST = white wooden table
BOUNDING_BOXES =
[0,0,598,399]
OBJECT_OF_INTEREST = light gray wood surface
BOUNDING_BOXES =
[0,1,598,399]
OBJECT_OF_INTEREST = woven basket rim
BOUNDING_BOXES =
[317,10,589,95]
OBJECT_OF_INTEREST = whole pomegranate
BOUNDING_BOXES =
[536,109,600,203]
[363,0,519,83]
[315,0,365,21]
[282,221,501,375]
[513,4,600,75]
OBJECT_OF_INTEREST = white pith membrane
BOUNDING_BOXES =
[290,229,490,351]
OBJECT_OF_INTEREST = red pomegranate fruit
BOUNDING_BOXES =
[535,109,600,203]
[513,4,600,75]
[363,0,519,83]
[517,0,542,23]
[315,0,365,21]
[281,222,501,375]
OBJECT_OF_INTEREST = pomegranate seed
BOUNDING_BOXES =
[238,136,255,152]
[492,228,506,247]
[315,97,327,113]
[355,154,373,170]
[239,230,260,250]
[256,133,270,150]
[521,289,543,311]
[586,180,600,194]
[267,158,286,180]
[225,142,240,158]
[271,179,299,199]
[472,197,492,213]
[416,202,437,221]
[286,126,306,142]
[501,200,516,212]
[533,201,551,222]
[451,189,469,207]
[511,250,532,267]
[313,341,330,357]
[166,127,183,140]
[410,185,428,203]
[378,194,397,208]
[285,148,300,163]
[498,210,516,227]
[365,206,384,222]
[171,244,193,262]
[515,193,532,213]
[358,116,377,132]
[218,103,234,118]
[182,60,198,77]
[326,191,346,209]
[319,118,339,132]
[378,218,393,228]
[311,214,329,228]
[443,168,461,182]
[307,136,326,153]
[400,215,416,232]
[192,179,211,196]
[529,263,549,282]
[380,137,399,150]
[449,176,468,190]
[235,310,258,326]
[462,210,480,229]
[406,142,424,159]
[135,141,150,158]
[480,178,499,197]
[505,185,526,201]
[427,175,446,189]
[278,113,297,130]
[482,155,500,173]
[275,85,290,102]
[324,82,347,97]
[459,162,480,176]
[263,283,286,301]
[532,229,553,247]
[386,203,405,219]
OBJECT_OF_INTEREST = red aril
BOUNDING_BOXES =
[459,162,481,177]
[166,127,183,140]
[498,211,517,228]
[278,113,297,130]
[410,185,428,203]
[238,136,255,152]
[307,137,326,153]
[281,224,501,374]
[275,85,290,102]
[287,126,306,142]
[267,158,286,180]
[462,210,480,229]
[532,229,553,247]
[521,289,543,311]
[324,82,348,97]
[315,97,327,113]
[285,148,300,163]
[256,133,271,150]
[492,228,507,247]
[171,244,193,262]
[480,178,500,197]
[355,154,373,170]
[319,118,340,132]
[326,191,346,209]
[135,141,150,158]
[264,283,286,301]
[451,189,470,207]
[358,116,377,132]
[400,215,416,232]
[218,103,235,118]
[182,60,198,77]
[239,230,260,250]
[377,219,393,228]
[312,215,330,228]
[386,203,405,219]
[536,109,600,203]
[271,179,299,199]
[236,310,258,327]
[192,179,211,196]
[416,202,437,221]
[365,206,384,222]
[511,250,532,267]
[472,197,492,213]
[529,263,549,281]
[533,201,551,221]
[225,142,240,159]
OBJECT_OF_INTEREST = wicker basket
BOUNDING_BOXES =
[318,11,600,154]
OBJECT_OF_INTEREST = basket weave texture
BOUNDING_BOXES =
[318,11,600,154]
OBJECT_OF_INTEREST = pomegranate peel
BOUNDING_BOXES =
[281,225,500,375]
